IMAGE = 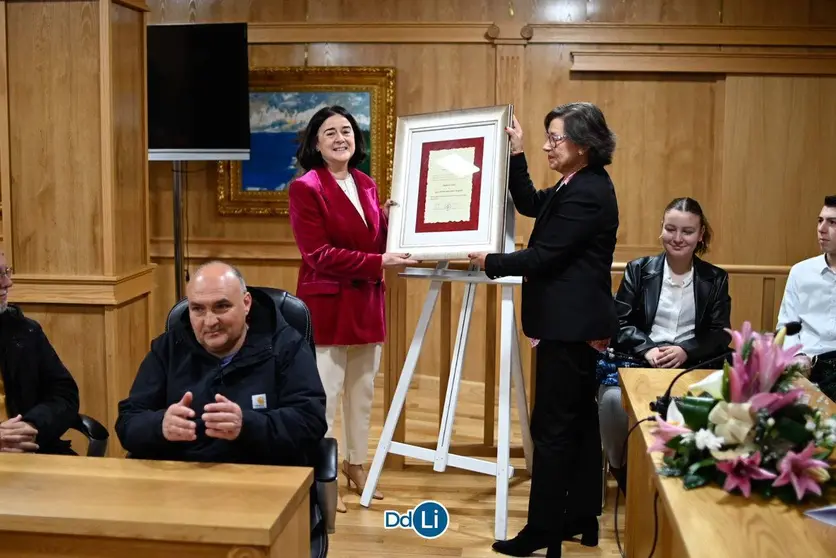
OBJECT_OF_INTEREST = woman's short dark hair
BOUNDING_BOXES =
[295,105,367,172]
[544,102,616,167]
[664,197,713,256]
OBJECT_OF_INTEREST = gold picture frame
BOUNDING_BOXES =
[217,66,396,216]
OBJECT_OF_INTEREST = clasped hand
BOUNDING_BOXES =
[0,415,39,453]
[645,345,687,368]
[162,391,243,442]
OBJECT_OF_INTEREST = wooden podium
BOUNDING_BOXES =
[621,368,836,558]
[0,0,154,455]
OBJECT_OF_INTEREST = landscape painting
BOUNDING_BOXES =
[217,66,396,216]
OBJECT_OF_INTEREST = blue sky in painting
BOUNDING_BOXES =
[249,92,371,133]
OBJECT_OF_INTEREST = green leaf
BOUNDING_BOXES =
[658,465,684,477]
[687,458,717,475]
[776,403,814,423]
[742,339,753,361]
[775,417,814,446]
[677,396,717,431]
[722,361,731,402]
[814,447,835,461]
[683,473,710,489]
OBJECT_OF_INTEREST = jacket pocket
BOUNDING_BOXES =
[298,280,340,296]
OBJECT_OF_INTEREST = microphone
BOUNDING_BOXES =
[775,320,802,345]
[648,321,803,418]
[648,351,733,417]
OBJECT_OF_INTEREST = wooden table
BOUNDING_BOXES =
[621,368,836,558]
[0,453,312,558]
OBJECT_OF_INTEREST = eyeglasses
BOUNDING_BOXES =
[545,133,569,148]
[0,267,13,279]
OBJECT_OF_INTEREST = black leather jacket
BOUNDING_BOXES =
[613,254,732,367]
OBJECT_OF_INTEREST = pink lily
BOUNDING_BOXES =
[756,338,801,393]
[715,451,776,498]
[749,389,804,414]
[648,416,692,456]
[728,352,749,403]
[728,321,753,353]
[773,442,830,501]
[726,324,802,402]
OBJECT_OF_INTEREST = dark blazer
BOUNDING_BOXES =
[485,153,619,342]
[0,305,80,454]
[614,253,732,366]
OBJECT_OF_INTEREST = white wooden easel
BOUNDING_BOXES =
[359,195,533,541]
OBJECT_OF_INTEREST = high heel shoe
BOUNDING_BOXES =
[491,525,561,557]
[562,516,599,547]
[341,460,383,500]
[336,491,347,513]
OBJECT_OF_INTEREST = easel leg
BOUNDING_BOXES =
[495,285,515,541]
[510,323,533,474]
[433,278,477,472]
[360,270,445,508]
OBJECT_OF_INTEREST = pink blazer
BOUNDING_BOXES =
[288,167,388,346]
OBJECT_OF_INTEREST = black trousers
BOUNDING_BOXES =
[527,339,602,532]
[812,353,836,401]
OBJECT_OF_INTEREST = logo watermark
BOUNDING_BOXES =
[384,500,449,539]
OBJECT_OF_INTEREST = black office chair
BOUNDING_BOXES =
[70,413,109,457]
[166,286,339,557]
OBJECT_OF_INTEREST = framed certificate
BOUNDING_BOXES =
[386,104,513,261]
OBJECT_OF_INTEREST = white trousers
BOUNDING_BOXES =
[315,343,382,465]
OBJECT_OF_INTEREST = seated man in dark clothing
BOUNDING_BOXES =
[116,261,329,542]
[0,253,80,455]
[115,261,328,467]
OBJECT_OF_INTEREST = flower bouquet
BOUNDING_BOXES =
[649,322,836,502]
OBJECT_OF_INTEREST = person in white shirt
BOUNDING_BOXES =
[777,195,836,400]
[597,197,732,495]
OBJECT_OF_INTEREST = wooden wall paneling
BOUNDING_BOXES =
[100,0,115,275]
[111,1,149,275]
[528,0,723,24]
[528,23,836,45]
[7,0,104,276]
[146,0,307,23]
[717,76,836,266]
[305,0,527,22]
[4,0,152,456]
[721,0,836,26]
[570,51,836,74]
[249,22,500,44]
[0,1,9,257]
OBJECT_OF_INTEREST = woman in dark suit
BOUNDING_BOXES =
[469,102,618,558]
[598,197,731,495]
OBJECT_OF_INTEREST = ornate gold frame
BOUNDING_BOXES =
[217,66,396,216]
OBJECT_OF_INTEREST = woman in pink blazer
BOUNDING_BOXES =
[288,105,415,513]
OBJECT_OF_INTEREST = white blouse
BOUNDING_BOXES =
[334,174,367,226]
[649,259,697,344]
